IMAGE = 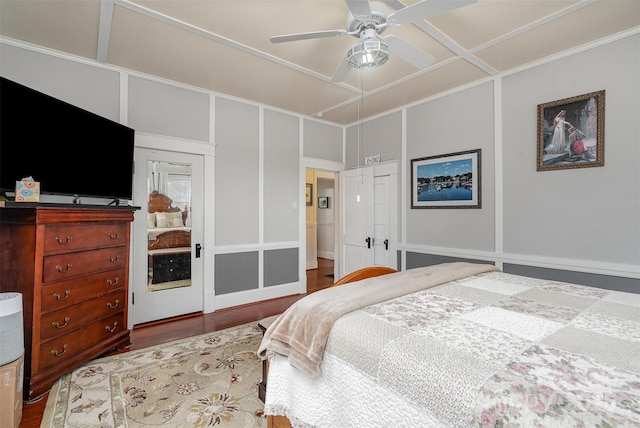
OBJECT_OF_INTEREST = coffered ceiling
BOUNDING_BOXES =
[1,0,638,125]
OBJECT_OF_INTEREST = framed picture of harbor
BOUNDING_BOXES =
[411,149,481,209]
[537,90,605,171]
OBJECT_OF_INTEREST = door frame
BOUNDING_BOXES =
[301,158,344,291]
[129,133,215,328]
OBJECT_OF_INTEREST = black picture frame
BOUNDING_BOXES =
[411,149,481,209]
[305,183,313,206]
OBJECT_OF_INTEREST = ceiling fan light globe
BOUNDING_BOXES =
[347,40,389,69]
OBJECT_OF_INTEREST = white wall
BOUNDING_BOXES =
[501,35,639,271]
[214,97,260,246]
[345,32,640,284]
[405,82,496,252]
[0,38,347,313]
[2,29,637,302]
[129,76,210,142]
[264,109,300,243]
[0,43,121,122]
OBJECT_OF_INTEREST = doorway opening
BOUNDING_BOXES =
[305,169,335,269]
[306,258,335,293]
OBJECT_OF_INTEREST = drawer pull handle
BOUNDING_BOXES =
[52,317,70,329]
[105,322,118,333]
[54,290,71,300]
[109,255,121,263]
[108,232,120,240]
[55,235,72,245]
[107,299,120,309]
[51,344,68,357]
[107,277,120,286]
[56,263,72,273]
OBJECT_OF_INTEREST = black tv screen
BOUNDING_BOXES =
[0,76,135,202]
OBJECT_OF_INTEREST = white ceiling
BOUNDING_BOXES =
[1,0,638,125]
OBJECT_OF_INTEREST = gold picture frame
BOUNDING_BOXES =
[537,90,605,171]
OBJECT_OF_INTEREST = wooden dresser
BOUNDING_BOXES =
[0,205,136,400]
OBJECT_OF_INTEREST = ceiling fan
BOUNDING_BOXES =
[270,0,477,82]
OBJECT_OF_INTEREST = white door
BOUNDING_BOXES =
[339,168,373,277]
[338,162,397,278]
[373,175,392,267]
[132,148,204,325]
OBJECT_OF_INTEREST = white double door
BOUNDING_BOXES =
[339,162,397,278]
[131,148,204,325]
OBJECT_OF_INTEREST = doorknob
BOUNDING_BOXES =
[365,237,372,249]
[195,243,202,258]
[384,239,389,250]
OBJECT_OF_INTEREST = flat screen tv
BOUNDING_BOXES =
[0,76,135,203]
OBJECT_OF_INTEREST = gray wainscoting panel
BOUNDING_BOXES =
[405,253,639,293]
[501,35,640,267]
[215,252,259,295]
[128,76,210,142]
[406,252,494,270]
[503,264,640,294]
[303,119,343,162]
[345,111,402,170]
[215,98,259,246]
[264,248,299,287]
[0,43,120,122]
[405,82,495,252]
[264,109,299,243]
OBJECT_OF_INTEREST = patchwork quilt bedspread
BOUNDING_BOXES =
[264,270,640,427]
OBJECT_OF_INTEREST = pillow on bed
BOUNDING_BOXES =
[155,211,183,228]
[147,212,156,229]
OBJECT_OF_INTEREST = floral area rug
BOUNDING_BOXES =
[41,322,266,428]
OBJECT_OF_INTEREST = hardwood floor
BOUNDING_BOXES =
[20,258,335,428]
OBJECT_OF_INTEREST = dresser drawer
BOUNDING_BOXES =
[38,312,126,372]
[41,268,126,314]
[43,246,127,283]
[40,289,125,341]
[44,223,128,254]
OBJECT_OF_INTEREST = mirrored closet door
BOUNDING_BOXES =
[132,148,204,325]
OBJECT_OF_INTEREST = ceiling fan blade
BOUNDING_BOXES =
[271,29,348,43]
[387,0,477,26]
[345,0,372,18]
[331,56,351,83]
[385,36,435,69]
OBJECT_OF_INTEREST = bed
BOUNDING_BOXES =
[146,191,191,289]
[259,262,640,427]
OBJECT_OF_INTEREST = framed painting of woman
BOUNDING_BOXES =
[537,90,605,171]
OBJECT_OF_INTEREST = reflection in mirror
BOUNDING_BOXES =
[146,161,192,292]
